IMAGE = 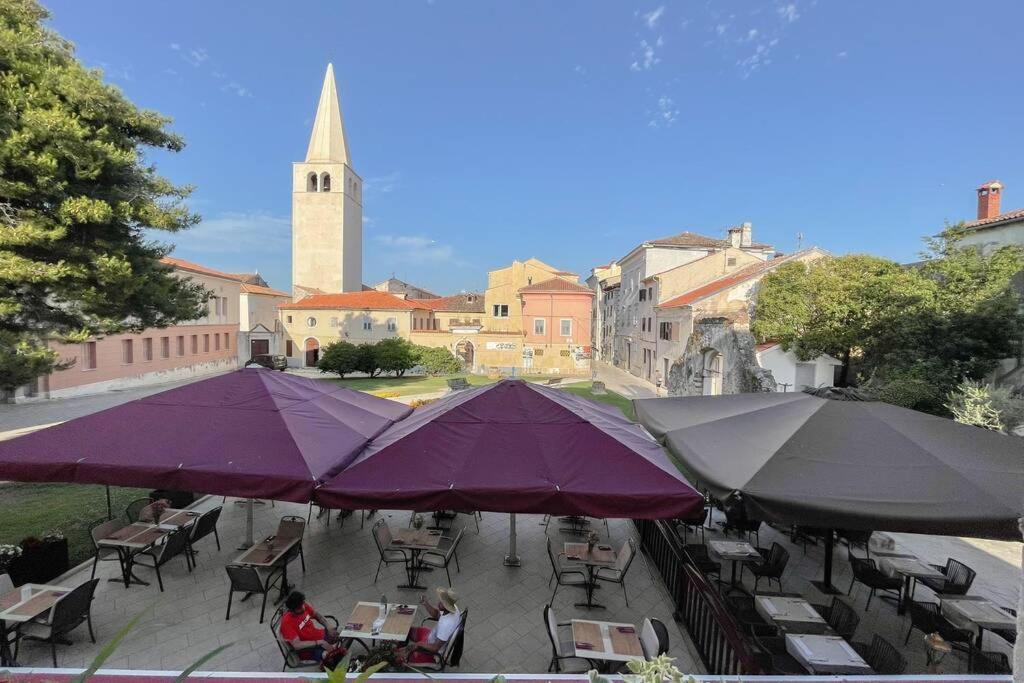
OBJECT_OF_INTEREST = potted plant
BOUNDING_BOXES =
[7,531,69,585]
[586,530,599,552]
[0,544,22,580]
[411,514,424,530]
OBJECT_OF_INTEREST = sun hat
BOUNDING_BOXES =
[436,587,460,612]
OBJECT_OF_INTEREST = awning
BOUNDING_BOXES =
[0,369,412,503]
[316,379,705,519]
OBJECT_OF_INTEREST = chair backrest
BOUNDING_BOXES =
[226,564,267,594]
[906,600,940,633]
[826,597,859,640]
[124,497,152,523]
[0,573,12,594]
[90,518,125,548]
[867,635,906,675]
[849,556,874,581]
[270,605,303,667]
[50,579,99,633]
[651,618,669,656]
[446,527,466,559]
[617,538,636,574]
[445,608,468,666]
[546,537,559,572]
[372,519,392,553]
[640,618,659,660]
[682,544,709,561]
[768,542,790,574]
[277,516,306,541]
[944,559,976,593]
[157,528,192,565]
[191,506,222,541]
[544,605,564,657]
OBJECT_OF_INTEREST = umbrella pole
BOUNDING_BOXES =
[811,528,841,595]
[238,498,255,550]
[105,486,112,520]
[503,513,521,567]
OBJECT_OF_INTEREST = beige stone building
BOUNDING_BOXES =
[292,64,363,296]
[372,277,439,300]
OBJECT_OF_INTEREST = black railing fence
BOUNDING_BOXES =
[633,518,762,675]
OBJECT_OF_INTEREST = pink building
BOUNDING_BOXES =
[518,278,594,374]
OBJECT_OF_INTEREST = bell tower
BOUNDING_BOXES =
[292,63,362,294]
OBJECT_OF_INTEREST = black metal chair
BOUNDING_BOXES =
[838,529,872,558]
[226,564,285,624]
[189,505,222,555]
[124,497,152,523]
[723,506,761,546]
[639,617,669,660]
[904,600,974,664]
[269,604,339,670]
[847,556,901,610]
[851,634,906,674]
[920,558,976,596]
[88,518,125,580]
[544,605,593,672]
[813,597,859,641]
[371,519,409,582]
[751,632,805,675]
[971,650,1011,674]
[546,538,587,605]
[277,516,307,573]
[132,526,193,591]
[408,608,468,671]
[14,579,99,667]
[745,542,789,592]
[420,527,465,587]
[594,538,637,606]
[677,508,708,545]
[682,544,721,581]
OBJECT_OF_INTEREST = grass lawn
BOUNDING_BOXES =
[558,382,637,421]
[0,482,148,567]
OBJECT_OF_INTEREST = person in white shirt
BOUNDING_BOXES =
[400,587,462,664]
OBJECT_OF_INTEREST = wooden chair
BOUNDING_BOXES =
[544,605,592,672]
[226,564,285,624]
[851,634,906,675]
[546,538,587,605]
[14,579,99,667]
[594,538,636,606]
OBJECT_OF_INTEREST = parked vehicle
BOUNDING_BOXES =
[244,354,288,371]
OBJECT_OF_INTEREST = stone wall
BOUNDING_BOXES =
[667,317,776,396]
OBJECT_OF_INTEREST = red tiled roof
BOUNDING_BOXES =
[755,341,779,353]
[279,291,423,311]
[418,293,486,313]
[658,251,816,309]
[646,230,773,251]
[240,283,290,297]
[160,256,245,282]
[962,206,1024,231]
[518,277,594,295]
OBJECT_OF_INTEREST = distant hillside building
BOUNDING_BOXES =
[372,277,440,300]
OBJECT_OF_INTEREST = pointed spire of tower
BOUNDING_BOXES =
[305,63,350,164]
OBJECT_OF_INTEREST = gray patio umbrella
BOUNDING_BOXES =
[634,390,1024,591]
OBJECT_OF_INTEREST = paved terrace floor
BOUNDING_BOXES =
[15,497,701,674]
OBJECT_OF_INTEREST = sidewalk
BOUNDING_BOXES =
[593,359,663,398]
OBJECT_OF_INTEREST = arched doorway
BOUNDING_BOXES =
[701,349,723,396]
[455,339,474,369]
[305,338,320,367]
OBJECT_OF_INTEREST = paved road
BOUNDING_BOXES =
[593,360,662,398]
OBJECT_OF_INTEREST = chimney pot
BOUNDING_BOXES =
[976,180,1003,220]
[727,226,742,248]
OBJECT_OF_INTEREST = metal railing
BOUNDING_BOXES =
[633,518,762,675]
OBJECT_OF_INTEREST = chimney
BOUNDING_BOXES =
[977,180,1003,220]
[727,226,742,248]
[740,222,753,247]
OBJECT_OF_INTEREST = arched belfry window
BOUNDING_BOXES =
[307,172,318,192]
[320,172,331,192]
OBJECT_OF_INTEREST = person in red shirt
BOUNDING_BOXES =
[278,591,339,662]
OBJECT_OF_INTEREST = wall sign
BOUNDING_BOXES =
[486,341,517,351]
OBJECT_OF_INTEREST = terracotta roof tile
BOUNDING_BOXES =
[240,283,290,297]
[962,206,1024,231]
[658,250,817,309]
[279,291,423,311]
[647,230,772,250]
[418,293,486,313]
[518,277,594,295]
[160,256,244,282]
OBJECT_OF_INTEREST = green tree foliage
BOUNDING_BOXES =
[354,344,380,377]
[0,0,208,394]
[413,344,462,375]
[374,337,416,377]
[316,340,360,377]
[753,229,1024,414]
[945,379,1024,434]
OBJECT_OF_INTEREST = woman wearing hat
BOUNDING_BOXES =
[399,587,462,664]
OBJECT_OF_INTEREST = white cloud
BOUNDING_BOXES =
[648,96,679,128]
[223,81,252,98]
[160,212,290,255]
[574,64,587,75]
[630,39,660,71]
[163,67,178,76]
[777,3,799,23]
[169,43,180,51]
[182,47,209,67]
[373,234,467,266]
[837,51,848,58]
[363,172,401,194]
[643,6,665,29]
[746,28,759,41]
[715,24,728,36]
[98,62,133,83]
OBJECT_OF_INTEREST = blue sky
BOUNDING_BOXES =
[46,1,1024,294]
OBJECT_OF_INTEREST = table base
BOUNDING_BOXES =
[810,580,842,595]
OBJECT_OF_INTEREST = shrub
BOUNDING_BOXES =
[413,345,462,376]
[409,397,439,408]
[945,379,1024,433]
[375,338,417,377]
[354,343,380,377]
[317,341,360,377]
[872,373,947,414]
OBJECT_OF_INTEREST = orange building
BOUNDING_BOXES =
[518,278,594,374]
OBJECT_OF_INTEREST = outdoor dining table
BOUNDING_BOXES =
[234,534,300,603]
[390,528,442,590]
[138,507,200,528]
[564,542,616,610]
[784,633,874,675]
[340,601,419,649]
[571,618,644,671]
[940,595,1016,648]
[709,540,762,589]
[754,594,831,635]
[0,583,70,666]
[876,555,945,615]
[97,522,174,588]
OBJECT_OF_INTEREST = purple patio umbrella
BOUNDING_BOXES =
[0,368,412,503]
